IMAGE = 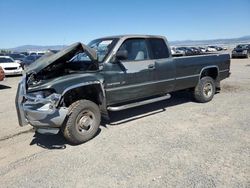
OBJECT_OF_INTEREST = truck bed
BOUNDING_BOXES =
[172,53,231,91]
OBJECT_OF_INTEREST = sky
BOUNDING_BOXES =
[0,0,249,48]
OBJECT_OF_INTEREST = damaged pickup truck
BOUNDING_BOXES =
[16,35,231,144]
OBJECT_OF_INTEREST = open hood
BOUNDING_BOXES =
[25,42,97,74]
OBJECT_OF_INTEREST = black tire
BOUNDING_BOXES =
[193,76,215,103]
[63,100,101,144]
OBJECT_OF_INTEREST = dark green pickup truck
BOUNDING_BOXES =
[16,35,231,144]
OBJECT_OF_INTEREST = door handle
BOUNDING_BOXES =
[148,64,155,70]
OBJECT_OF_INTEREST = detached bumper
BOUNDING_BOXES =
[15,79,68,128]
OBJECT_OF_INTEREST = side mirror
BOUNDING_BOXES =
[115,50,128,61]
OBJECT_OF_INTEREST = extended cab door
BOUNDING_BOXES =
[104,38,158,105]
[146,38,176,95]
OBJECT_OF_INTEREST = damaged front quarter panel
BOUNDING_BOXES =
[21,74,105,128]
[16,77,68,128]
[16,42,103,129]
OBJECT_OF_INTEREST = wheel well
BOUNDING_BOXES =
[62,84,103,107]
[200,67,218,80]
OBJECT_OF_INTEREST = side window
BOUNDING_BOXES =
[118,39,149,61]
[148,38,169,59]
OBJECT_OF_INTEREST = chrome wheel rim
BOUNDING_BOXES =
[76,110,95,133]
[203,83,213,98]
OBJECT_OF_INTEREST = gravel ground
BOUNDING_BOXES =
[0,58,249,187]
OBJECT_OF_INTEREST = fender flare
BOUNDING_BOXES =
[57,81,106,108]
[199,65,219,79]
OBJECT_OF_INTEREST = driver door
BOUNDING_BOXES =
[103,38,157,105]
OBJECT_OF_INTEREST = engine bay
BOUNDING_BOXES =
[27,52,99,86]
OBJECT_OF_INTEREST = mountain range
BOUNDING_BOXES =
[7,45,67,52]
[3,35,250,52]
[169,35,250,46]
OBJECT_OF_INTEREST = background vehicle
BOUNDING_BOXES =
[231,44,250,58]
[206,45,224,52]
[22,55,42,67]
[28,51,46,56]
[206,46,218,52]
[176,47,193,56]
[0,56,23,75]
[173,47,185,56]
[215,46,223,51]
[16,35,231,144]
[190,47,201,55]
[20,52,29,56]
[0,66,5,81]
[171,47,185,57]
[7,53,26,63]
[198,47,206,53]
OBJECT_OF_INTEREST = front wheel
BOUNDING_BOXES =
[63,100,101,144]
[193,76,215,103]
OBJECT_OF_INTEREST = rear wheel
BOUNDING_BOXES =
[63,100,101,144]
[193,76,215,103]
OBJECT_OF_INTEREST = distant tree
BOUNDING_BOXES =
[0,49,11,54]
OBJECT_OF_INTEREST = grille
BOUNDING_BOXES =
[5,67,18,70]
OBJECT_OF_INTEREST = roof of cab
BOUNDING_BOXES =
[95,34,167,40]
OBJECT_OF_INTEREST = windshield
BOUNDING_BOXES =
[69,38,117,63]
[0,57,14,63]
[88,38,117,62]
[9,54,25,58]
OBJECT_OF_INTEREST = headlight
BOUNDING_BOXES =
[48,93,61,104]
[29,90,54,98]
[27,90,61,106]
[232,50,236,54]
[243,50,247,54]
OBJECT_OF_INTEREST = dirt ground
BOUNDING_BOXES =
[0,58,249,187]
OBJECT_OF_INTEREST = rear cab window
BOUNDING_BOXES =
[147,38,170,59]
